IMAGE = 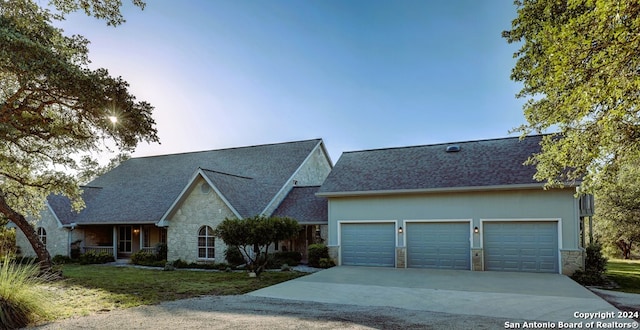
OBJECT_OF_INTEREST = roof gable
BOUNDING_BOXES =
[317,135,544,196]
[272,186,327,224]
[65,139,323,225]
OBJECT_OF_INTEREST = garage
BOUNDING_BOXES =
[340,222,395,267]
[483,221,559,273]
[406,222,471,270]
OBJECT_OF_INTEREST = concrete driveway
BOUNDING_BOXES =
[249,266,636,325]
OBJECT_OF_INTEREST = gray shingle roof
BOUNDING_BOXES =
[317,135,544,196]
[47,187,102,225]
[58,139,322,224]
[272,186,327,224]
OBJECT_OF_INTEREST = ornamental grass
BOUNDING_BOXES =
[0,256,51,329]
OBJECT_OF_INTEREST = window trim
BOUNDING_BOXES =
[197,225,215,260]
[37,227,47,247]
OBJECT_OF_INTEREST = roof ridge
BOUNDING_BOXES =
[341,134,546,154]
[129,138,323,160]
[200,168,253,180]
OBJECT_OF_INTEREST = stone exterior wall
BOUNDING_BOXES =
[396,247,406,268]
[166,177,235,263]
[263,144,332,215]
[471,248,484,271]
[561,249,585,275]
[16,207,69,258]
[327,245,339,262]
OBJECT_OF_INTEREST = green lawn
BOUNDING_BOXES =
[606,259,640,294]
[43,264,307,320]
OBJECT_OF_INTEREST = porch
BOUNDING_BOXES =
[77,224,166,259]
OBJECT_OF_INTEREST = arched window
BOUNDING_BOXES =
[198,226,215,259]
[37,227,47,247]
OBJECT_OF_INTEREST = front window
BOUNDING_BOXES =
[198,226,215,259]
[37,227,46,246]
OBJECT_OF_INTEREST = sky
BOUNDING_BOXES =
[56,0,525,163]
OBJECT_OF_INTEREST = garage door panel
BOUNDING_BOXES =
[484,222,558,273]
[407,222,470,270]
[341,223,395,267]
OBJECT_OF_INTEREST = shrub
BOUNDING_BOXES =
[51,255,72,265]
[69,240,82,260]
[273,251,302,266]
[318,258,336,268]
[224,246,245,266]
[130,250,158,265]
[0,256,51,329]
[155,243,168,261]
[571,243,608,286]
[78,251,114,265]
[308,244,329,268]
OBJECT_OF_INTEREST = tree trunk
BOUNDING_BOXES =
[616,240,632,260]
[0,194,52,272]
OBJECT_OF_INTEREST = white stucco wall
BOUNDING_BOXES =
[165,177,235,263]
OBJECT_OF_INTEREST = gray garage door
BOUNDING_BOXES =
[341,223,395,267]
[484,221,558,273]
[406,222,470,269]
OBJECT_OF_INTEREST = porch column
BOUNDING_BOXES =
[139,225,143,251]
[112,226,118,260]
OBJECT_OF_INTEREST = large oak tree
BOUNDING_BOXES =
[0,0,158,271]
[504,0,640,192]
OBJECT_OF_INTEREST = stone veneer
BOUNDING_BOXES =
[471,248,484,271]
[16,207,71,258]
[395,247,406,268]
[561,249,585,275]
[166,177,235,263]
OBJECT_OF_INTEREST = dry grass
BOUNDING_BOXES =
[41,264,306,321]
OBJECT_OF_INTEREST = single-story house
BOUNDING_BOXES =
[316,135,586,275]
[15,139,332,263]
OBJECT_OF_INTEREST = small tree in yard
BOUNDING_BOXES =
[214,216,300,276]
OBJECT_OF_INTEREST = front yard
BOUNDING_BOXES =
[606,259,640,294]
[43,264,307,320]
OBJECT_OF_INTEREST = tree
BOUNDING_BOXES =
[214,216,300,276]
[0,0,158,271]
[504,1,640,192]
[594,162,640,259]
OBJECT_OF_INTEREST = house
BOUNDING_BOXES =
[15,139,333,263]
[316,135,585,275]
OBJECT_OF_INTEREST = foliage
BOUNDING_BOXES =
[318,258,336,269]
[0,256,51,329]
[0,0,157,271]
[130,244,167,266]
[572,243,608,286]
[224,246,246,266]
[308,244,330,268]
[214,216,300,276]
[0,227,16,258]
[78,251,114,265]
[594,162,640,259]
[605,259,640,294]
[155,243,168,261]
[130,250,158,265]
[51,255,73,265]
[169,259,232,271]
[504,0,640,192]
[270,251,302,267]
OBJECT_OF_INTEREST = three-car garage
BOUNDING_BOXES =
[338,220,560,273]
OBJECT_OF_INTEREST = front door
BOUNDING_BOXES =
[118,226,132,256]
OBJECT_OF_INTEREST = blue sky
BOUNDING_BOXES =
[57,0,524,162]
